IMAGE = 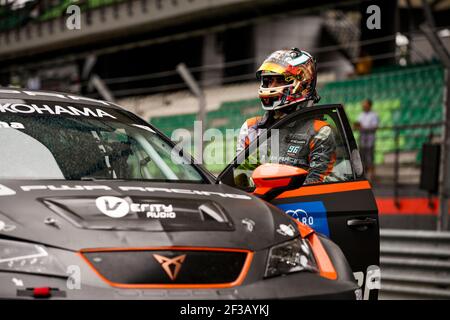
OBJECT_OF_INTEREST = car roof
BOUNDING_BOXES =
[0,87,124,110]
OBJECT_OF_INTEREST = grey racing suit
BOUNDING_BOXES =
[237,115,337,185]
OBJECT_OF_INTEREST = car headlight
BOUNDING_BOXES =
[265,238,318,278]
[0,239,65,276]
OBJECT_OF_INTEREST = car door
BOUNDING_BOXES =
[217,104,380,299]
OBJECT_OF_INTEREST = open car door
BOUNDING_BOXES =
[217,104,380,299]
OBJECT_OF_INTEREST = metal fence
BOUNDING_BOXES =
[372,122,444,199]
[357,121,443,190]
[380,229,450,299]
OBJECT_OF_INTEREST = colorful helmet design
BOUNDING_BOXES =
[256,48,318,111]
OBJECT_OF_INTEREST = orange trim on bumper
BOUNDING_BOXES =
[292,219,314,238]
[308,233,338,280]
[293,220,337,280]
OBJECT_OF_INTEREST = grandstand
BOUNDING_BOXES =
[143,61,445,175]
[322,62,444,164]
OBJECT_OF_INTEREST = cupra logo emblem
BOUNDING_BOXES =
[153,254,186,281]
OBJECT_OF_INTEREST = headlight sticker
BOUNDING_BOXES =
[0,240,66,276]
[0,184,16,196]
[0,243,47,264]
[276,201,330,237]
[241,218,255,232]
[0,220,16,232]
[276,224,296,237]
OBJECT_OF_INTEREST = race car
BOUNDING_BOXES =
[0,89,379,299]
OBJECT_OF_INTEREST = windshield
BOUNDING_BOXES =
[0,100,205,182]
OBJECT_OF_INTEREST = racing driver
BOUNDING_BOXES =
[237,48,337,185]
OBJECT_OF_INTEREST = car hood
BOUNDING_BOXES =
[0,180,299,251]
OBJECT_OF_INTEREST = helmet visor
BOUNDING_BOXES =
[260,74,293,88]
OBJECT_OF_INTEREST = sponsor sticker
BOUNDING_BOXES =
[95,196,177,219]
[18,184,252,200]
[286,144,301,156]
[0,103,116,119]
[276,201,330,237]
[95,196,130,218]
[117,186,252,200]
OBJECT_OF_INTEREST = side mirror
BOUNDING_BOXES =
[251,163,308,202]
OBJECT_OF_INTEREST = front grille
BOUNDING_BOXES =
[80,248,252,288]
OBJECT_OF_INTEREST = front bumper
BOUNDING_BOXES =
[0,270,359,300]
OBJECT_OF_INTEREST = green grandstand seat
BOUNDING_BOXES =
[153,62,444,166]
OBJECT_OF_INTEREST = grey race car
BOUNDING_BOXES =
[0,89,377,299]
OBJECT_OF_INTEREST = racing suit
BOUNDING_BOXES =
[237,114,337,185]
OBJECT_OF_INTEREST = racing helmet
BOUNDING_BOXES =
[256,48,318,111]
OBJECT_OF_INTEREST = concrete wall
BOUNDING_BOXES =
[409,32,450,63]
[0,0,253,59]
[254,16,322,59]
[118,81,258,119]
